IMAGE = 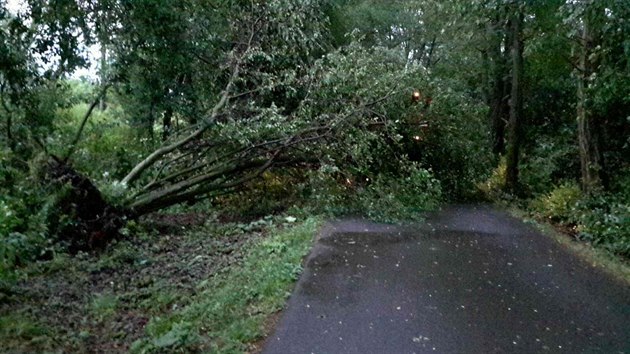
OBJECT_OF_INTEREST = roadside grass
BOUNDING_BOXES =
[0,214,320,353]
[507,206,630,285]
[131,217,320,353]
[0,312,56,351]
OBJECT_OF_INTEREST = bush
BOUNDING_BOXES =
[0,150,53,279]
[576,195,630,257]
[477,157,507,199]
[527,181,630,258]
[530,182,582,223]
[519,128,579,196]
[406,77,492,200]
[213,170,306,219]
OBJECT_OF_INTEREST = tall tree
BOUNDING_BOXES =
[504,1,524,192]
[565,0,630,193]
[485,3,511,155]
[576,11,603,193]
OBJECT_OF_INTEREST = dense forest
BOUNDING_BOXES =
[1,0,629,352]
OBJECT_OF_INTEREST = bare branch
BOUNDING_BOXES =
[120,18,263,187]
[63,84,110,163]
[120,58,241,186]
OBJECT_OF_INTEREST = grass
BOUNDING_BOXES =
[130,217,321,353]
[0,313,56,351]
[90,292,119,321]
[0,212,320,353]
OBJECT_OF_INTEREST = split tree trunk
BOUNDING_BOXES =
[504,5,524,193]
[576,19,603,194]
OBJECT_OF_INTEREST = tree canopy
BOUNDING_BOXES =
[1,0,628,254]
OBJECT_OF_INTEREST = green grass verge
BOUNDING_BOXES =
[130,217,321,354]
[507,206,630,285]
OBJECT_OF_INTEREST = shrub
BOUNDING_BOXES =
[530,181,582,223]
[576,195,630,257]
[477,157,507,199]
[214,170,306,219]
[519,128,579,196]
[0,150,54,279]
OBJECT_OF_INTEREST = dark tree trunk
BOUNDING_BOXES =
[505,6,524,193]
[487,11,511,156]
[99,44,107,111]
[577,20,603,194]
[425,36,437,69]
[489,66,509,156]
[1,97,15,151]
[480,49,490,105]
[46,157,128,252]
[162,107,173,141]
[6,113,14,151]
[147,100,156,140]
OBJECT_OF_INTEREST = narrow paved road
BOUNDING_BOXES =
[262,205,630,353]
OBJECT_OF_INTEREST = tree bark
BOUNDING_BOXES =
[505,5,524,193]
[162,106,173,141]
[425,36,437,69]
[487,10,511,156]
[99,44,107,111]
[576,19,603,193]
[1,94,15,151]
[6,112,14,151]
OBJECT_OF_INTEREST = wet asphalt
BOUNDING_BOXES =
[262,205,630,354]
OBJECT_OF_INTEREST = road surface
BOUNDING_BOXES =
[262,205,630,353]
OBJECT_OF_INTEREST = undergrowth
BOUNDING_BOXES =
[0,213,319,353]
[130,217,320,353]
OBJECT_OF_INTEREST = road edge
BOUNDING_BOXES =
[505,205,630,286]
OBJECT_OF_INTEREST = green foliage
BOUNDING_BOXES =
[519,128,579,196]
[530,182,582,223]
[53,102,147,183]
[575,195,630,257]
[477,157,507,199]
[90,293,119,321]
[0,313,48,344]
[529,181,630,258]
[0,150,53,278]
[304,162,442,222]
[412,78,492,199]
[215,170,306,219]
[356,164,442,222]
[130,218,320,353]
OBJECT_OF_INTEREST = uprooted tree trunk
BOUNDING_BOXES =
[46,156,127,253]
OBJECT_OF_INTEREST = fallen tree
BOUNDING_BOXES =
[4,0,431,251]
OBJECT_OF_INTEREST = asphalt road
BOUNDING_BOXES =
[262,205,630,354]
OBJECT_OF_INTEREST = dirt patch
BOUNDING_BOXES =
[248,311,283,354]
